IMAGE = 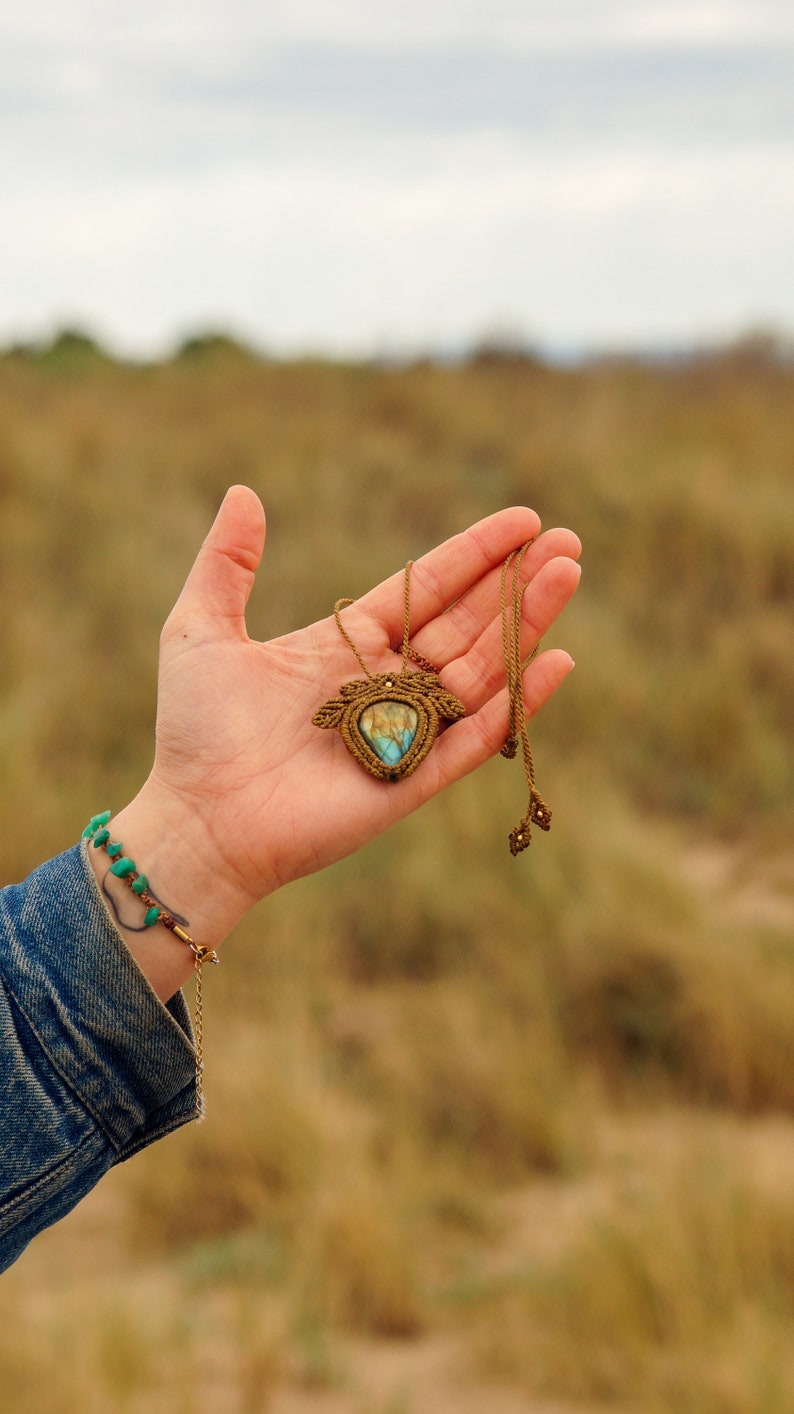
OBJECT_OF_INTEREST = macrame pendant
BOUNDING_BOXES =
[314,562,465,783]
[313,669,466,783]
[314,545,557,851]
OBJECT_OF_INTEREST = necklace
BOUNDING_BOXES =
[313,547,552,852]
[312,562,466,783]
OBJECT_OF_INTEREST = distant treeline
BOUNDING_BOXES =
[3,323,793,371]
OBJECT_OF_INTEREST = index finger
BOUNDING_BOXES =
[356,506,541,638]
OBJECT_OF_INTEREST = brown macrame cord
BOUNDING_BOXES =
[314,564,466,783]
[316,552,553,851]
[332,562,438,679]
[499,540,552,854]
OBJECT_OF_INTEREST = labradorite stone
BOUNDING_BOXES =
[359,700,418,767]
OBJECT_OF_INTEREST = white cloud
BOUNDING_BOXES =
[1,0,792,354]
[6,0,793,52]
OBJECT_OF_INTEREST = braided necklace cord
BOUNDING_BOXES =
[500,541,552,854]
[327,551,551,849]
[333,563,440,678]
[333,597,370,676]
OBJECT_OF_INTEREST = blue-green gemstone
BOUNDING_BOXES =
[359,701,418,767]
[106,841,123,858]
[109,856,136,878]
[144,906,161,927]
[82,810,111,839]
[131,874,148,895]
[92,828,111,848]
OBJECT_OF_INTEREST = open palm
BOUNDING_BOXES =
[143,486,580,932]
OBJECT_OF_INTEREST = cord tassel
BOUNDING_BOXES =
[500,543,553,855]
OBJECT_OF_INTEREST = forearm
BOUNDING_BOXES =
[0,844,197,1269]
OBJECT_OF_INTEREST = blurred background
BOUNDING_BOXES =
[1,3,793,1412]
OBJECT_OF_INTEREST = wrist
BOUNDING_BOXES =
[111,781,252,944]
[84,785,250,1000]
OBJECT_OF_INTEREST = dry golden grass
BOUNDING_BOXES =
[1,338,792,1410]
[466,1115,794,1413]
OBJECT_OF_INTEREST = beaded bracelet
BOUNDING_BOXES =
[83,810,218,1117]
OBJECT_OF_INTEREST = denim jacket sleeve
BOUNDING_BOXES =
[0,840,198,1272]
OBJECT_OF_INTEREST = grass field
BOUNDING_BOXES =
[1,334,792,1411]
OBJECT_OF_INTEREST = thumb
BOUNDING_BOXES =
[169,485,266,640]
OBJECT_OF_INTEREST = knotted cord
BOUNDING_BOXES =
[500,541,552,854]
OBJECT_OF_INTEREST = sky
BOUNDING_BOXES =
[1,0,793,358]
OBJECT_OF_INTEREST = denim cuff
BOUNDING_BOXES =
[0,841,197,1157]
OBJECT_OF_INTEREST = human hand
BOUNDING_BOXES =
[102,486,580,994]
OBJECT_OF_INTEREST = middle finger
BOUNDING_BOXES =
[410,527,581,668]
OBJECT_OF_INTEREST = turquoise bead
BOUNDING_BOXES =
[92,828,111,848]
[359,701,418,767]
[106,841,123,858]
[144,906,161,927]
[131,874,148,895]
[82,809,111,839]
[109,856,136,878]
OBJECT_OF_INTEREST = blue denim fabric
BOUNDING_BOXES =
[0,841,197,1272]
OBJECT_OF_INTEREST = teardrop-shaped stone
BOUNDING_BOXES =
[358,700,418,767]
